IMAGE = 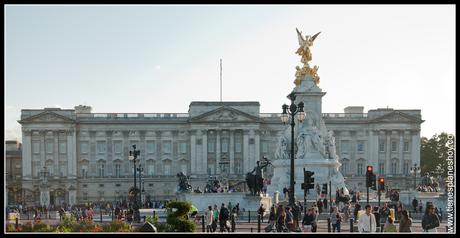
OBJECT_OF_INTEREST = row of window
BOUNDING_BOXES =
[32,141,67,154]
[32,140,272,155]
[339,141,410,153]
[379,141,410,152]
[340,161,412,176]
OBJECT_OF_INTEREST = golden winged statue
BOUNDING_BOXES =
[296,28,321,64]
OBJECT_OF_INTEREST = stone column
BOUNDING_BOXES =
[40,131,46,168]
[67,129,77,179]
[54,130,59,179]
[216,130,221,174]
[202,130,208,175]
[68,189,77,206]
[411,130,421,167]
[22,129,33,179]
[399,130,404,175]
[243,130,249,174]
[190,130,196,175]
[386,130,391,175]
[255,130,260,164]
[372,130,379,172]
[229,130,234,175]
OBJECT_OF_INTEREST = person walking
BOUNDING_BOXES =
[412,198,418,214]
[285,207,295,232]
[276,204,287,232]
[218,203,230,232]
[302,208,314,232]
[205,206,214,233]
[330,207,343,232]
[399,210,412,232]
[383,217,397,232]
[422,204,440,232]
[265,205,276,232]
[258,204,266,223]
[357,205,376,233]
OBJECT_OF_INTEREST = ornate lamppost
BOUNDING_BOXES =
[281,91,305,230]
[128,144,141,222]
[410,163,421,191]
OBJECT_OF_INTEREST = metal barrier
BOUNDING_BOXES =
[349,218,353,232]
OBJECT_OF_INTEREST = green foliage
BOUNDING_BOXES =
[55,214,77,232]
[421,133,455,177]
[145,215,159,225]
[32,222,53,232]
[6,224,17,232]
[102,220,132,232]
[154,222,174,232]
[165,200,196,232]
[21,222,33,232]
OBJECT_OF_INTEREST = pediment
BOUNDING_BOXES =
[189,106,259,123]
[19,111,75,124]
[370,111,423,123]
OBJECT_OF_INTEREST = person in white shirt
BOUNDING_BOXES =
[358,204,376,233]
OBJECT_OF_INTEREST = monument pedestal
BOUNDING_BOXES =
[267,154,347,202]
[178,192,271,212]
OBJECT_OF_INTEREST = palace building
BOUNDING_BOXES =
[16,102,423,206]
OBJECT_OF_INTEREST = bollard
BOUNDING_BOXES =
[112,208,114,221]
[153,210,155,218]
[349,218,353,233]
[15,217,19,230]
[251,227,253,233]
[327,217,331,232]
[248,211,251,223]
[257,214,261,233]
[100,209,103,223]
[231,214,235,232]
[381,224,384,233]
[202,215,205,232]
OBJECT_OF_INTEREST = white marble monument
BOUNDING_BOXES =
[267,29,349,201]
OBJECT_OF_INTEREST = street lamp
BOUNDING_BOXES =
[410,163,421,191]
[281,91,305,230]
[129,144,141,222]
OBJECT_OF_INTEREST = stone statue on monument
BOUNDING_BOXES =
[275,136,290,160]
[325,130,338,159]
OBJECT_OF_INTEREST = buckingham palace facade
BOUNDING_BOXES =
[18,102,423,206]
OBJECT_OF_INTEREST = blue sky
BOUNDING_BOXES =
[5,5,456,140]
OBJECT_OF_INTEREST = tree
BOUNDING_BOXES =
[420,133,455,178]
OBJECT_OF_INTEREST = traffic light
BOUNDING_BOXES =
[378,177,385,191]
[302,170,315,190]
[321,183,328,194]
[371,174,377,190]
[366,166,374,188]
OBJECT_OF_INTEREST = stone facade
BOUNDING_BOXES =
[17,103,423,206]
[6,140,23,205]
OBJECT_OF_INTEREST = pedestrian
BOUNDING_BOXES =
[265,205,276,232]
[258,204,266,222]
[285,207,295,232]
[330,207,342,232]
[357,205,376,233]
[218,203,230,232]
[283,187,288,200]
[205,206,214,233]
[412,197,418,214]
[422,204,440,232]
[276,205,287,232]
[399,210,412,232]
[213,204,219,232]
[302,208,314,232]
[383,217,397,232]
[323,198,328,211]
[317,199,323,214]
